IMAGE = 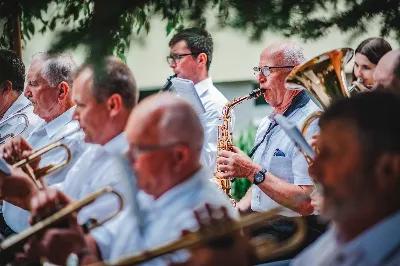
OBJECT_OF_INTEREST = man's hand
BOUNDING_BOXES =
[0,165,39,210]
[22,214,91,265]
[310,189,324,214]
[21,189,95,265]
[0,136,33,164]
[217,146,261,181]
[170,204,253,266]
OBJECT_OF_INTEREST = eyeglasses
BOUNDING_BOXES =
[127,141,188,160]
[253,66,295,77]
[166,53,198,64]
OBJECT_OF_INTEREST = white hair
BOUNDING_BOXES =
[30,52,76,87]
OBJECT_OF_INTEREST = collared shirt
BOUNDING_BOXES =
[251,100,320,216]
[194,77,235,174]
[2,106,87,232]
[0,94,42,141]
[56,133,132,227]
[292,210,400,266]
[92,167,239,264]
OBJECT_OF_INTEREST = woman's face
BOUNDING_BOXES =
[353,53,377,86]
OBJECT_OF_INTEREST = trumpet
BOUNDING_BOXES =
[0,186,124,264]
[10,126,80,189]
[91,205,306,266]
[0,103,32,144]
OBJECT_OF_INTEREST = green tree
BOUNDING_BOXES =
[231,125,257,201]
[2,0,399,61]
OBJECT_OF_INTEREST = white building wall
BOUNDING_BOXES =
[21,14,398,136]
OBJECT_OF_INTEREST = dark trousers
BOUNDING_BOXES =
[250,215,328,264]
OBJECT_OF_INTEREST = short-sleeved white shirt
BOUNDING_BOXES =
[251,99,321,216]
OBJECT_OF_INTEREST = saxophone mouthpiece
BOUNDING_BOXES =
[160,74,177,93]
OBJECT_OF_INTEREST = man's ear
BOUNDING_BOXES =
[2,80,12,96]
[57,81,70,101]
[107,93,123,117]
[197,53,208,68]
[374,153,400,190]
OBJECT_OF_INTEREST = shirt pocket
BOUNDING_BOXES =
[268,156,293,182]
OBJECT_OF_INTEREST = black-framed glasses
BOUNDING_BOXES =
[127,141,188,160]
[166,53,197,64]
[253,66,295,77]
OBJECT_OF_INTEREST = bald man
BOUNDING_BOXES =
[217,41,324,259]
[373,49,400,92]
[22,94,238,266]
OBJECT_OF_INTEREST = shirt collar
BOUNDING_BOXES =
[3,94,31,119]
[102,132,129,156]
[337,210,400,264]
[42,106,76,139]
[152,167,206,210]
[194,77,213,97]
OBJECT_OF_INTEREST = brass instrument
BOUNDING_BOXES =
[11,127,80,189]
[90,205,306,266]
[213,88,266,198]
[285,48,354,138]
[0,103,32,144]
[0,186,124,263]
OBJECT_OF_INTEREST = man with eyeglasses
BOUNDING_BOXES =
[216,41,323,260]
[19,94,237,265]
[167,27,233,175]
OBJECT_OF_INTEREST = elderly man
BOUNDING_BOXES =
[0,52,87,235]
[217,41,322,257]
[292,91,400,265]
[168,27,233,174]
[21,94,237,266]
[0,49,41,141]
[373,49,400,91]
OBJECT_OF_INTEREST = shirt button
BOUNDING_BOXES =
[336,254,345,263]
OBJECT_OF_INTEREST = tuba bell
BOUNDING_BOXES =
[285,48,354,138]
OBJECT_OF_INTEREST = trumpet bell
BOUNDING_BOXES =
[285,48,354,110]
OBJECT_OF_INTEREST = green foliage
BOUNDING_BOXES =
[231,125,257,201]
[2,0,400,60]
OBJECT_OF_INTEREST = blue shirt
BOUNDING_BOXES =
[251,100,320,216]
[292,210,400,266]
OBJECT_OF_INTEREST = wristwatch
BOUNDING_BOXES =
[253,168,267,185]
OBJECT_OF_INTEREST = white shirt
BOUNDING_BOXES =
[2,106,87,232]
[92,167,239,264]
[292,210,400,266]
[251,100,320,216]
[195,77,234,174]
[0,94,41,141]
[56,133,132,227]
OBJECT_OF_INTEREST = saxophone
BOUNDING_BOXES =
[213,87,266,198]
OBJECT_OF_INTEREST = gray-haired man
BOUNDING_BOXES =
[0,52,87,235]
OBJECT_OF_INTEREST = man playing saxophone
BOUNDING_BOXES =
[168,28,234,174]
[0,52,87,236]
[20,94,237,265]
[217,41,323,258]
[0,49,41,141]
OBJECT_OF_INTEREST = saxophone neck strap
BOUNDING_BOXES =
[248,90,310,158]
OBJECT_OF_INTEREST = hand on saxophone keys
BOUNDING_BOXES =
[216,146,258,181]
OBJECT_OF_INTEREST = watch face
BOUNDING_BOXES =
[254,172,264,183]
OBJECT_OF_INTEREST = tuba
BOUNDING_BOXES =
[285,47,354,138]
[0,103,32,144]
[88,205,306,266]
[213,88,266,198]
